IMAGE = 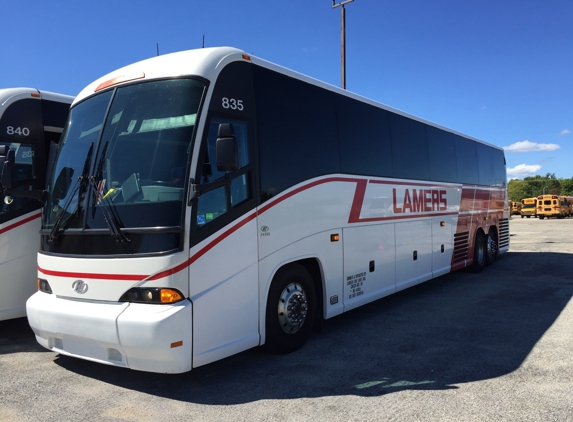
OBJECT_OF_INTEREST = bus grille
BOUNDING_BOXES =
[498,218,510,249]
[453,232,469,263]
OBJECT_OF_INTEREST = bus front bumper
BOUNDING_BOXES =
[26,292,192,374]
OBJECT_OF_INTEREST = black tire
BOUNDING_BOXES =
[521,215,524,218]
[485,231,498,266]
[264,263,316,354]
[468,231,486,273]
[539,215,545,220]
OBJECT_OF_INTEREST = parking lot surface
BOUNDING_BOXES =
[1,217,572,421]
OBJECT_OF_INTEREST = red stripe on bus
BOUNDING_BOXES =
[147,211,258,281]
[38,177,494,282]
[258,177,361,215]
[0,211,41,235]
[37,177,361,281]
[38,266,146,281]
[354,212,459,223]
[348,179,368,223]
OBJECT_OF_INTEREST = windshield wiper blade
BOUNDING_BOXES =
[89,176,130,244]
[88,141,130,244]
[48,143,94,244]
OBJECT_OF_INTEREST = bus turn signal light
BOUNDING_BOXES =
[37,278,53,294]
[160,289,183,303]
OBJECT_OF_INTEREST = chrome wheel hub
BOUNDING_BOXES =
[277,282,308,334]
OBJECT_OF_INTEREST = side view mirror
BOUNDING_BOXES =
[216,123,239,173]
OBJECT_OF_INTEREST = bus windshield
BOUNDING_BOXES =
[43,79,206,243]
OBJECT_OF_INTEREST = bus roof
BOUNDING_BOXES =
[76,46,502,151]
[0,87,74,108]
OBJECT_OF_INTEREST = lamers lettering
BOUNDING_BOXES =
[393,188,447,213]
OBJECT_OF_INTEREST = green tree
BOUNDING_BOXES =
[560,177,573,196]
[508,179,532,202]
[523,173,561,196]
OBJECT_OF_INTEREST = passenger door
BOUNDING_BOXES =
[189,116,260,368]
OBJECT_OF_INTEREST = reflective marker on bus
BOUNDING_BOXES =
[20,47,509,373]
[0,88,73,321]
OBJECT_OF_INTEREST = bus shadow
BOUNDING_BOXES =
[54,251,573,403]
[0,317,47,355]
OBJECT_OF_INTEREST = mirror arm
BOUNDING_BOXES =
[3,189,48,203]
[188,174,232,205]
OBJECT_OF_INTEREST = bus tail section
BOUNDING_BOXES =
[536,195,572,219]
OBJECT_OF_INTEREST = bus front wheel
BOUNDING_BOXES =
[469,231,486,273]
[264,263,316,354]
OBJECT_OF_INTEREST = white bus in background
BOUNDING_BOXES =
[18,47,509,373]
[0,88,73,321]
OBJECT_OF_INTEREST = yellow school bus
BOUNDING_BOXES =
[510,201,522,215]
[536,195,571,219]
[520,198,537,218]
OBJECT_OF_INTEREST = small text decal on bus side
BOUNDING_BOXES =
[347,272,366,299]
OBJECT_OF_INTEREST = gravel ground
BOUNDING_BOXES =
[1,216,572,421]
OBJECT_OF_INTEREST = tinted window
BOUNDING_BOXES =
[337,96,392,177]
[492,148,507,187]
[253,66,340,200]
[388,113,430,181]
[476,143,495,186]
[455,136,479,184]
[426,126,458,183]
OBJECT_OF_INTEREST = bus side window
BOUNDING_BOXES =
[196,119,250,227]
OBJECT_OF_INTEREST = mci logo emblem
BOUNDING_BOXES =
[72,280,89,294]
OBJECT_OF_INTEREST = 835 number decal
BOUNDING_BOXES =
[221,97,244,111]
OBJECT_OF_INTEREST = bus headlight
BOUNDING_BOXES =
[119,288,184,304]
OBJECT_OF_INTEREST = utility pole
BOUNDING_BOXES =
[332,0,354,89]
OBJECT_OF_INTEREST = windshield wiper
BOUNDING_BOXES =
[89,142,130,244]
[48,143,94,244]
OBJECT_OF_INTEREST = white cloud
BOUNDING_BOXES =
[557,129,570,136]
[507,164,542,178]
[503,140,560,152]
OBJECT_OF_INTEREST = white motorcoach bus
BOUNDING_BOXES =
[19,48,508,373]
[0,88,73,321]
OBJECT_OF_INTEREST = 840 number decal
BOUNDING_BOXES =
[6,126,30,136]
[221,97,244,111]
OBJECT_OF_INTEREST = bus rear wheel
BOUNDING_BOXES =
[264,263,316,354]
[485,231,497,266]
[468,231,486,273]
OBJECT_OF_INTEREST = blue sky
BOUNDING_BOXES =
[2,1,571,180]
